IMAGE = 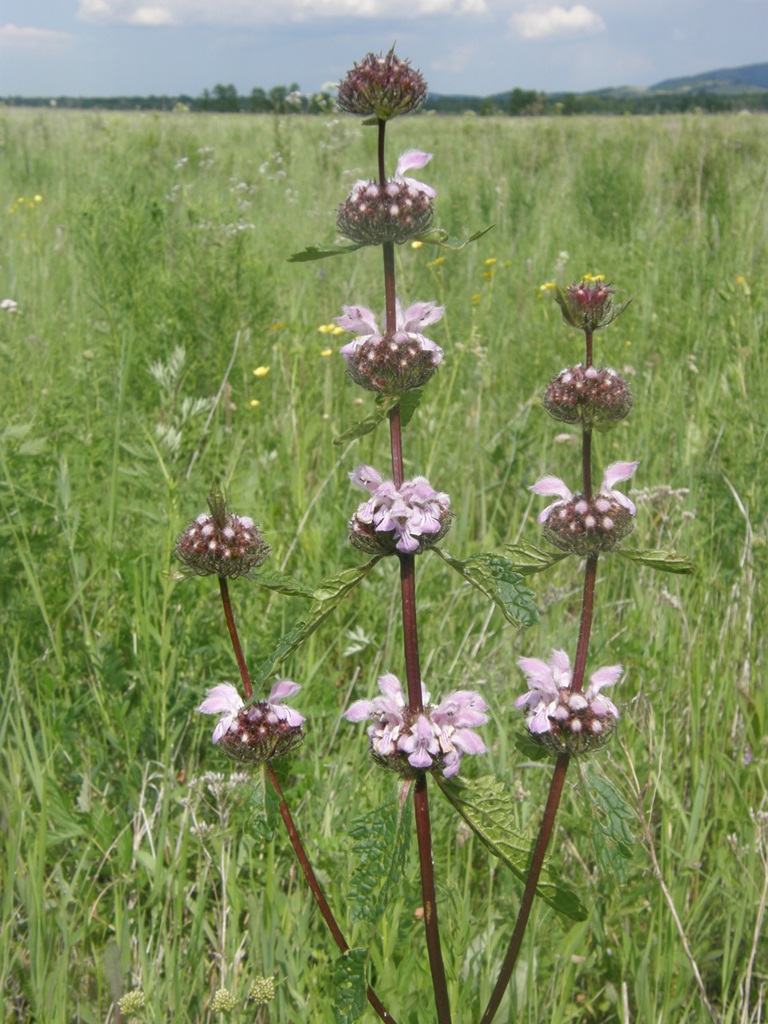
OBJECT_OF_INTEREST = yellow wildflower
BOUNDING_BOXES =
[484,258,497,266]
[481,270,494,279]
[427,256,446,268]
[253,366,270,378]
[250,399,260,407]
[471,294,482,302]
[320,348,333,357]
[270,321,286,330]
[411,240,424,249]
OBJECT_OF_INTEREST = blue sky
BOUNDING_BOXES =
[0,0,766,97]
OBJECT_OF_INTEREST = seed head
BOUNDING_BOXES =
[543,364,633,429]
[174,485,270,580]
[337,48,427,121]
[337,178,433,247]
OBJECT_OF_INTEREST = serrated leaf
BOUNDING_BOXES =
[580,763,635,884]
[415,224,494,249]
[504,542,571,576]
[333,397,397,446]
[248,765,280,843]
[617,547,696,574]
[434,548,538,628]
[288,242,363,263]
[347,801,411,928]
[332,948,368,1024]
[251,569,314,598]
[437,774,587,920]
[253,557,383,684]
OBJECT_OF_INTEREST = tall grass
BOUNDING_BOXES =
[1,107,766,1022]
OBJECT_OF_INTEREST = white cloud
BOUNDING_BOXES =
[0,23,75,49]
[76,0,482,23]
[511,4,605,40]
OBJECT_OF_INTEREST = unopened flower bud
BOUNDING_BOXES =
[337,49,427,121]
[249,976,276,1005]
[174,486,269,580]
[543,364,633,429]
[556,280,631,332]
[211,988,237,1013]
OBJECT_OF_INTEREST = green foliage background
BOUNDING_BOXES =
[0,107,766,1022]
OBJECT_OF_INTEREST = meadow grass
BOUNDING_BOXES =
[0,106,766,1023]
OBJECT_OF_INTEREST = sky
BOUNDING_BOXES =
[0,0,766,98]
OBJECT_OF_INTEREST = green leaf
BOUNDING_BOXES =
[347,801,411,928]
[253,557,383,684]
[437,774,587,921]
[333,397,397,446]
[617,547,696,574]
[249,765,280,843]
[514,730,551,762]
[434,548,538,628]
[332,948,368,1024]
[251,569,315,598]
[580,763,635,884]
[504,542,571,576]
[398,389,423,429]
[287,242,363,263]
[415,224,495,249]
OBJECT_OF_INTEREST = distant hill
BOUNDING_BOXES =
[652,62,768,94]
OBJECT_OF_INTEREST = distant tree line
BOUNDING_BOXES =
[2,82,767,116]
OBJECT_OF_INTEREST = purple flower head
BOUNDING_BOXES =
[344,674,488,778]
[516,650,622,754]
[336,49,427,121]
[337,171,434,247]
[543,364,633,431]
[335,298,444,394]
[349,466,452,555]
[529,461,639,555]
[197,680,305,763]
[174,486,270,580]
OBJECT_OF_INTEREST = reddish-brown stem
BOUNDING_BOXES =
[582,428,593,500]
[218,576,252,700]
[479,752,570,1024]
[571,554,598,695]
[414,775,452,1023]
[377,117,387,186]
[266,762,398,1024]
[399,553,424,713]
[585,328,593,369]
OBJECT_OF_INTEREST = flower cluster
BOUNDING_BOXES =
[515,649,621,754]
[543,364,632,429]
[344,673,488,777]
[197,681,305,762]
[175,506,269,580]
[531,461,638,555]
[348,465,451,555]
[336,48,427,121]
[337,151,435,247]
[336,297,444,394]
[556,279,631,333]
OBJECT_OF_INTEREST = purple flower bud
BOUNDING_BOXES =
[516,651,622,754]
[174,486,269,580]
[344,674,488,778]
[336,48,427,121]
[555,279,632,333]
[543,364,633,430]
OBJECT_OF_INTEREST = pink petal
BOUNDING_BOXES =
[549,649,572,687]
[587,665,622,694]
[395,149,433,176]
[336,304,379,336]
[402,300,444,332]
[350,465,383,492]
[530,475,573,501]
[268,679,301,703]
[197,683,243,716]
[601,461,639,492]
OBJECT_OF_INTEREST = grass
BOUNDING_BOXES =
[0,106,766,1023]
